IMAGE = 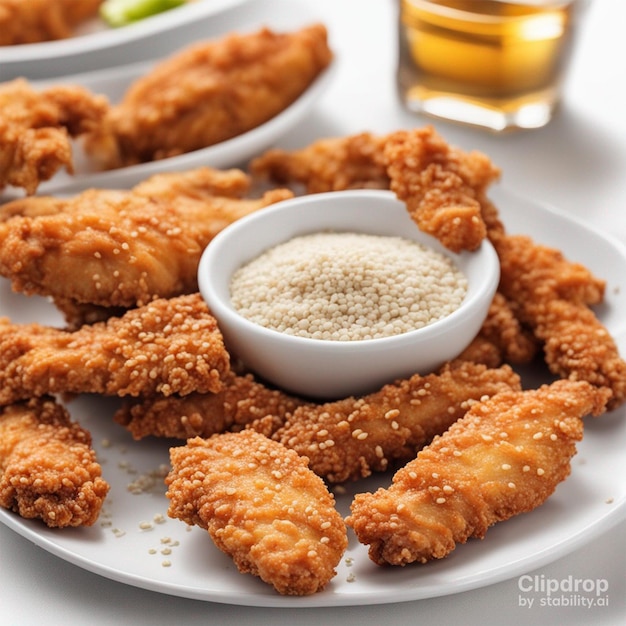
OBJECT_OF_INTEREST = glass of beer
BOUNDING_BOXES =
[397,0,584,131]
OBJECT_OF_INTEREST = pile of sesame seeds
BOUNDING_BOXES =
[230,232,467,341]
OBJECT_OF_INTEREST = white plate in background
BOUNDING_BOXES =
[20,59,335,195]
[0,188,624,607]
[0,0,250,81]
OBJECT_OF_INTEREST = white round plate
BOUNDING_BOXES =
[0,0,250,81]
[11,58,334,196]
[0,187,625,607]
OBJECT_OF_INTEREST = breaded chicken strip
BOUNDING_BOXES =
[384,128,500,252]
[0,0,102,45]
[459,292,538,367]
[251,132,390,193]
[0,397,109,527]
[0,79,109,195]
[166,431,348,596]
[494,233,626,409]
[84,24,333,169]
[114,371,307,440]
[347,380,610,566]
[0,167,292,311]
[272,362,521,483]
[0,293,230,406]
[251,127,499,251]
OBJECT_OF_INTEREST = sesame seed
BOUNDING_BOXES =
[537,468,545,476]
[436,497,446,504]
[501,464,511,470]
[229,232,467,341]
[533,432,543,440]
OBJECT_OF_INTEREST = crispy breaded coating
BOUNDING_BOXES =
[346,380,610,566]
[494,233,626,409]
[0,397,109,527]
[250,132,390,192]
[251,126,499,251]
[0,167,292,311]
[0,78,109,195]
[84,24,333,169]
[383,128,500,252]
[0,0,102,45]
[115,372,307,440]
[462,292,538,366]
[495,233,606,307]
[166,431,348,595]
[535,299,626,408]
[0,294,230,406]
[272,362,521,483]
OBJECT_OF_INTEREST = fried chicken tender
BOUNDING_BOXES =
[0,293,230,406]
[166,430,348,595]
[457,292,538,367]
[0,167,293,311]
[0,397,109,527]
[251,126,499,251]
[84,24,333,169]
[0,78,109,195]
[347,380,610,566]
[383,128,500,252]
[114,372,307,440]
[251,132,391,192]
[0,0,102,45]
[494,233,626,409]
[272,362,521,484]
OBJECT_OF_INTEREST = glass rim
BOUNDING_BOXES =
[402,0,581,25]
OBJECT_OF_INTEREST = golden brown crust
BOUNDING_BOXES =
[251,126,500,252]
[346,380,610,566]
[0,78,109,195]
[0,167,292,310]
[0,293,230,405]
[0,0,103,45]
[250,132,390,192]
[383,128,500,252]
[0,397,109,527]
[115,372,307,440]
[84,24,333,168]
[494,233,626,409]
[166,431,348,595]
[272,362,521,483]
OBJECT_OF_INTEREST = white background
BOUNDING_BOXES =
[1,1,625,624]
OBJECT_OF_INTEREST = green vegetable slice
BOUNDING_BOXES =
[100,0,187,27]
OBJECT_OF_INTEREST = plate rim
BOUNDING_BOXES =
[0,0,249,62]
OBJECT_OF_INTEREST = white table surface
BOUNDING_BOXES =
[1,1,625,624]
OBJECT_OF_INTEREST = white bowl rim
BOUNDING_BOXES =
[198,189,500,351]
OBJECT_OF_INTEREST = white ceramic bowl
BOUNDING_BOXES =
[198,190,500,399]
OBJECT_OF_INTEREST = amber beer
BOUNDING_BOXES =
[398,0,580,131]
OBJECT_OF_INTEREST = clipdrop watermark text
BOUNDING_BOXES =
[517,574,610,609]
